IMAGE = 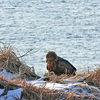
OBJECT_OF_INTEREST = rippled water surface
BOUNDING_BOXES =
[0,0,100,76]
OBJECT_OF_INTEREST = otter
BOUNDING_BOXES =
[46,51,76,76]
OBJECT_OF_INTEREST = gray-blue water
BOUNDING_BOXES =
[0,0,100,76]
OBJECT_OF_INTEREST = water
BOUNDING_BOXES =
[0,0,100,76]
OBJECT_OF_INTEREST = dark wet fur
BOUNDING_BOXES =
[46,51,76,76]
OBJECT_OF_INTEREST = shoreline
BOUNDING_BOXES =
[0,46,100,100]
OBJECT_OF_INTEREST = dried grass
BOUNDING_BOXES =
[74,68,100,88]
[0,45,22,73]
[0,74,97,100]
[0,45,100,100]
[0,45,40,80]
[44,71,70,83]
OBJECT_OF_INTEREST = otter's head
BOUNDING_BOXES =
[46,51,58,72]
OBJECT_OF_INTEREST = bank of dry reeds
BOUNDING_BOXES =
[20,68,100,100]
[0,69,100,99]
[0,45,21,73]
[0,73,99,100]
[44,68,100,88]
[0,45,40,80]
[74,68,100,88]
[21,84,97,100]
[0,45,100,100]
